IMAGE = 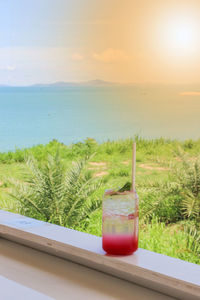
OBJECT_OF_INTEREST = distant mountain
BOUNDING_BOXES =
[31,79,119,88]
[32,81,78,87]
[83,79,118,86]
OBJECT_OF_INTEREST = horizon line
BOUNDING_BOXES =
[1,79,200,88]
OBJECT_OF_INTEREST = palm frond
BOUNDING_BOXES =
[6,152,102,229]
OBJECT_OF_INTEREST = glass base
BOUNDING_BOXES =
[102,234,138,255]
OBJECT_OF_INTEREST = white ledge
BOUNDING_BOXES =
[0,275,54,300]
[0,210,200,300]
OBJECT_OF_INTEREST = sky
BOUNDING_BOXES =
[1,0,200,85]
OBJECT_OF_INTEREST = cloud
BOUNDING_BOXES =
[71,53,84,61]
[180,91,200,96]
[0,65,16,71]
[93,48,129,63]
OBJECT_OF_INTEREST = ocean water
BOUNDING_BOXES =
[0,85,200,152]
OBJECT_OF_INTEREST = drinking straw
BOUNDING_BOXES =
[132,142,136,191]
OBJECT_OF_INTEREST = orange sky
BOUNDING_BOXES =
[78,0,200,84]
[1,0,200,85]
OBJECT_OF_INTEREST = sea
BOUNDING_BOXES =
[0,85,200,152]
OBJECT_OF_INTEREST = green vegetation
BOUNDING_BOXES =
[8,153,101,228]
[0,137,200,265]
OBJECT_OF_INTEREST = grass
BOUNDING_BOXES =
[0,137,200,265]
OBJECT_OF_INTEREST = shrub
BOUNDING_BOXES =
[183,221,200,256]
[177,155,200,221]
[139,181,183,223]
[8,152,102,229]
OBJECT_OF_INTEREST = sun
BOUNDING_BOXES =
[170,23,195,48]
[162,16,198,57]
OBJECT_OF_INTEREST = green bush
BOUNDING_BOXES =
[8,152,102,229]
[139,181,183,223]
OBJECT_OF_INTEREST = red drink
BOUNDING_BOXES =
[103,234,138,255]
[102,190,139,255]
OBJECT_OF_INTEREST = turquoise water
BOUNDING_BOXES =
[0,86,200,152]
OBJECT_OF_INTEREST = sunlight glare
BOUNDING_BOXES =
[163,17,198,56]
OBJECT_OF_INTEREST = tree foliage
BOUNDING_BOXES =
[8,152,102,229]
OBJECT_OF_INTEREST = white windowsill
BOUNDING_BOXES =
[0,210,200,300]
[0,275,54,300]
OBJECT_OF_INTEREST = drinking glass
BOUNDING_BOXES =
[102,189,139,255]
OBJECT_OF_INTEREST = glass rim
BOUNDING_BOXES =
[104,189,137,196]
